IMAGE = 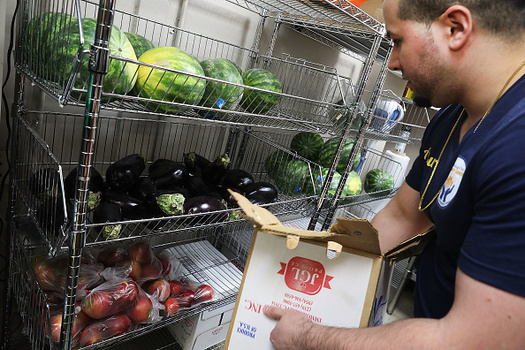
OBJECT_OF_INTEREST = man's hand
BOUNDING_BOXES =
[264,305,314,350]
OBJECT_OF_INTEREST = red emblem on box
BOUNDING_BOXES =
[277,257,333,295]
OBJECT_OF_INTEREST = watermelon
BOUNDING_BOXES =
[364,168,395,197]
[310,168,361,198]
[264,150,290,179]
[135,46,206,113]
[240,68,282,114]
[24,12,74,74]
[290,132,324,162]
[276,159,311,195]
[198,58,244,118]
[48,17,137,96]
[318,137,361,173]
[125,32,154,59]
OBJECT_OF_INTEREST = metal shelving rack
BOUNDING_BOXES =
[3,0,429,349]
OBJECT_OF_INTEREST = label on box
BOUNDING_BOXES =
[225,231,379,349]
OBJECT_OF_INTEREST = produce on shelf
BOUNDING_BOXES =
[243,181,278,204]
[318,137,361,173]
[135,46,206,113]
[79,315,133,347]
[264,150,290,179]
[23,12,74,73]
[219,169,254,193]
[81,279,139,319]
[124,32,155,58]
[364,168,395,197]
[143,278,171,302]
[105,154,146,192]
[309,168,362,199]
[92,201,123,240]
[290,132,324,162]
[240,68,282,114]
[128,241,164,283]
[275,159,312,195]
[64,166,104,211]
[198,58,244,118]
[48,17,137,95]
[47,303,90,345]
[183,195,228,223]
[36,197,71,239]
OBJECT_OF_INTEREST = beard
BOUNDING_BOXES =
[412,95,432,108]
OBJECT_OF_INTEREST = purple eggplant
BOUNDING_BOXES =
[92,201,123,240]
[244,181,278,203]
[149,159,187,189]
[183,152,212,174]
[219,169,254,192]
[105,154,146,192]
[202,153,231,188]
[64,166,104,211]
[184,196,227,223]
[102,189,143,220]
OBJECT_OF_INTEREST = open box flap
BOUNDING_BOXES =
[383,228,436,263]
[327,218,381,255]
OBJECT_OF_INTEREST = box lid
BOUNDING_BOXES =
[229,190,432,260]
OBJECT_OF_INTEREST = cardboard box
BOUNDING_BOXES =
[224,191,431,349]
[169,302,234,350]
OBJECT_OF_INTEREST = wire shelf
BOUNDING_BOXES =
[14,0,369,134]
[13,110,323,254]
[8,219,250,350]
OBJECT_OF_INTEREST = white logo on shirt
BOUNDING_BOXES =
[437,156,466,208]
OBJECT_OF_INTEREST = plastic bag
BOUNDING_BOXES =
[126,285,164,324]
[33,254,104,296]
[47,302,90,346]
[127,241,164,284]
[79,314,133,347]
[163,278,216,317]
[81,279,139,319]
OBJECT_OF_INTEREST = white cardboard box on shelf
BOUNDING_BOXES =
[169,301,234,350]
[223,191,431,350]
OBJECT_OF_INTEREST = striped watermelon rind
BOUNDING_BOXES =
[290,132,324,162]
[318,137,361,173]
[24,12,74,75]
[364,168,394,197]
[240,68,282,114]
[276,159,311,195]
[136,46,206,113]
[264,150,290,179]
[198,58,244,117]
[48,17,137,96]
[125,32,155,59]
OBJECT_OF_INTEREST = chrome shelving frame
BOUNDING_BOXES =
[4,0,418,349]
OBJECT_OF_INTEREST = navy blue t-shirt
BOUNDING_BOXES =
[406,74,525,319]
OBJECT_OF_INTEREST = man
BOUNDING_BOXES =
[264,0,525,348]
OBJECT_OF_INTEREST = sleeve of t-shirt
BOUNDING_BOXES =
[458,107,525,298]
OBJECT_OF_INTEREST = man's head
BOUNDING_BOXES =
[384,0,525,108]
[397,0,525,42]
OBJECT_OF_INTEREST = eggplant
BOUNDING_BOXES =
[102,189,143,220]
[129,177,157,202]
[184,196,228,223]
[183,152,212,174]
[92,201,123,239]
[181,171,211,197]
[216,187,241,208]
[246,193,270,206]
[105,154,146,192]
[202,153,230,188]
[219,169,254,192]
[64,166,104,211]
[149,159,187,189]
[152,192,185,216]
[244,181,278,203]
[29,168,61,200]
[36,197,72,237]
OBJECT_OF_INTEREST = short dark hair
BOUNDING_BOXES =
[397,0,525,40]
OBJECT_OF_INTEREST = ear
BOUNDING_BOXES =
[437,5,473,51]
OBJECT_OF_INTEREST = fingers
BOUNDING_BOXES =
[264,305,284,320]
